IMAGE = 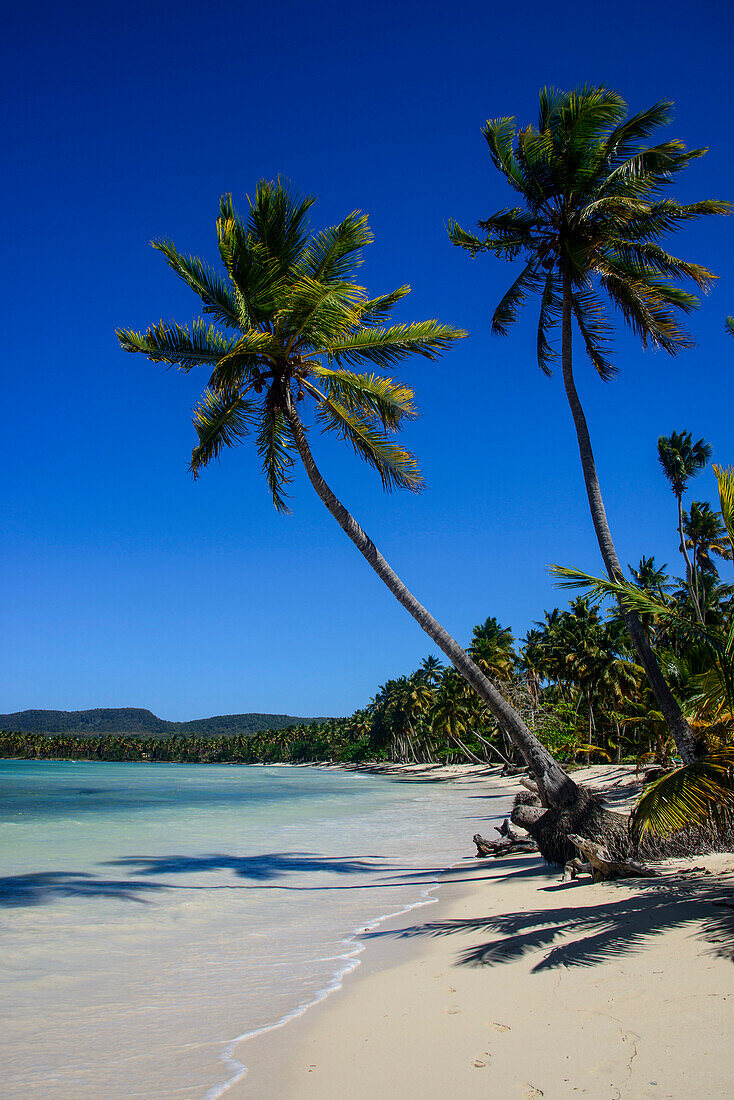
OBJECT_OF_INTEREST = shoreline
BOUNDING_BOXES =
[210,762,516,1097]
[224,764,734,1099]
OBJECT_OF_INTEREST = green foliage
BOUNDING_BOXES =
[629,748,734,841]
[118,178,465,511]
[0,708,325,738]
[450,85,730,371]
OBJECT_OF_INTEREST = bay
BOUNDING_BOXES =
[0,759,499,1098]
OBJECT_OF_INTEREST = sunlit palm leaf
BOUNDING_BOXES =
[314,396,422,492]
[309,366,417,429]
[300,212,372,281]
[190,389,258,474]
[117,320,240,369]
[713,464,734,550]
[279,275,364,343]
[256,396,295,513]
[323,321,466,368]
[629,748,734,842]
[358,286,411,326]
[151,241,243,328]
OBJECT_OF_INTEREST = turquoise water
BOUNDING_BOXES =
[0,760,501,1098]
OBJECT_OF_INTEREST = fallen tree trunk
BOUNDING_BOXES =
[510,786,630,867]
[567,833,661,882]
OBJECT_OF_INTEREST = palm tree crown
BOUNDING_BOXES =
[449,85,728,373]
[658,430,712,498]
[118,179,464,510]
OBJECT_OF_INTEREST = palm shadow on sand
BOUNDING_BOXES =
[366,866,734,969]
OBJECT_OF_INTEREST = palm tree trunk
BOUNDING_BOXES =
[677,494,703,623]
[285,397,577,806]
[561,273,698,763]
[448,731,485,765]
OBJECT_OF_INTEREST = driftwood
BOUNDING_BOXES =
[519,778,540,795]
[566,833,661,883]
[473,820,538,858]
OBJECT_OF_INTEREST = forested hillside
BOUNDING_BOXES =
[0,708,325,738]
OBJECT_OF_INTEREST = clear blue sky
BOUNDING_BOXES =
[3,0,733,720]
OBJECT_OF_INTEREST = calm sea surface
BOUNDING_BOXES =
[0,760,502,1098]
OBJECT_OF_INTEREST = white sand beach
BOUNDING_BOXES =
[232,765,734,1099]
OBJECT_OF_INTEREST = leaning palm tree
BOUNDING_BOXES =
[449,86,730,763]
[117,179,577,808]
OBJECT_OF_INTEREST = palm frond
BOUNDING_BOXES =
[446,220,489,255]
[256,394,295,513]
[116,320,240,369]
[300,211,372,281]
[246,178,315,274]
[207,331,283,390]
[323,321,466,369]
[536,267,561,375]
[619,198,731,239]
[572,288,615,379]
[190,388,258,475]
[314,396,423,492]
[713,465,734,551]
[629,749,734,842]
[481,116,526,194]
[603,100,675,165]
[606,239,715,292]
[600,267,697,353]
[151,240,244,328]
[358,286,411,326]
[492,257,542,336]
[309,366,417,429]
[278,275,364,344]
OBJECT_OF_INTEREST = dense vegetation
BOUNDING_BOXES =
[0,708,325,738]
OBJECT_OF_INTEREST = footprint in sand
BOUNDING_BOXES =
[522,1085,543,1099]
[492,1022,511,1032]
[472,1058,489,1068]
[445,1005,461,1014]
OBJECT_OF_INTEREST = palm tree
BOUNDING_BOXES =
[117,179,577,807]
[468,616,516,679]
[449,86,730,764]
[658,430,712,621]
[685,500,733,575]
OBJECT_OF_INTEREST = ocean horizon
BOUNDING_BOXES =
[0,759,504,1098]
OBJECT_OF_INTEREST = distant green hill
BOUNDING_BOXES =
[0,708,326,738]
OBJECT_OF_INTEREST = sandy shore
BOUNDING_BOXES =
[225,764,734,1100]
